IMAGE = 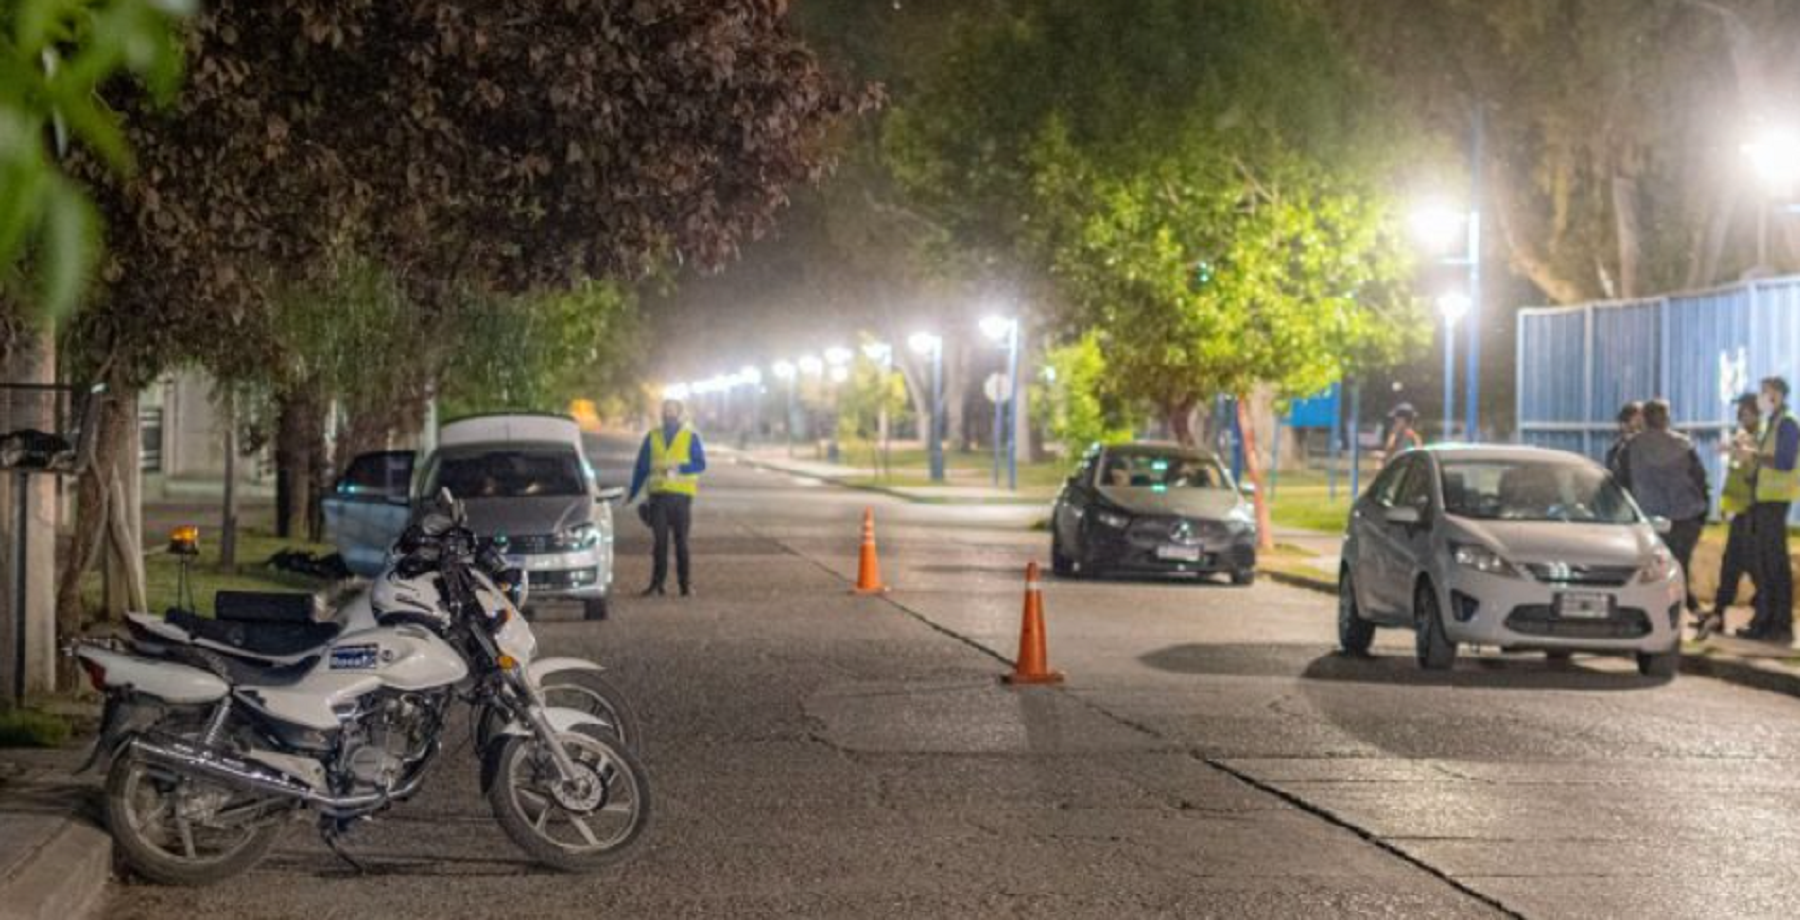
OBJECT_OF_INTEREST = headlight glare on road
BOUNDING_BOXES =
[1638,548,1677,584]
[1095,510,1130,529]
[1451,543,1521,578]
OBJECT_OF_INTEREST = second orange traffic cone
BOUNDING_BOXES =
[1003,561,1064,685]
[852,508,889,594]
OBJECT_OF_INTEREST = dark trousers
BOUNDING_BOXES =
[648,493,693,590]
[1750,502,1794,637]
[1664,515,1705,612]
[1714,513,1757,610]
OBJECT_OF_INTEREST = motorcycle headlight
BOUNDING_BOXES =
[1095,510,1131,530]
[1451,543,1522,578]
[1638,548,1677,584]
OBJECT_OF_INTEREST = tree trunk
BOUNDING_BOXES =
[1236,396,1276,551]
[944,342,971,453]
[1165,397,1199,447]
[0,328,59,699]
[274,386,325,542]
[1611,173,1643,300]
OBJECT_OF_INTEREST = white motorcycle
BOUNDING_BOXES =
[71,492,651,885]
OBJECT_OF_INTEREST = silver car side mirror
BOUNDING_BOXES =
[1650,515,1673,535]
[595,486,626,503]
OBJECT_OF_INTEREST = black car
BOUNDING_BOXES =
[1050,443,1258,584]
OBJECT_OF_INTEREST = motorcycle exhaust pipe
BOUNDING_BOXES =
[126,735,417,815]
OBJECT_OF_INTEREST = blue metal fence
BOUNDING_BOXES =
[1517,276,1800,516]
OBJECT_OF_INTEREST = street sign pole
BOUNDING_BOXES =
[1464,107,1485,442]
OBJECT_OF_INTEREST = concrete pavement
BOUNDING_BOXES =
[84,448,1800,917]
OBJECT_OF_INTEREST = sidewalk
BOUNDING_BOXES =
[0,746,108,920]
[727,447,1055,505]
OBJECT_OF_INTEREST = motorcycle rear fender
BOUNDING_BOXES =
[76,646,228,704]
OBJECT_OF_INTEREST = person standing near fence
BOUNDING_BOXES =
[1618,399,1709,616]
[1697,393,1761,638]
[1740,377,1799,643]
[1605,401,1644,478]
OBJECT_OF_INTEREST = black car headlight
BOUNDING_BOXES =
[1094,509,1131,529]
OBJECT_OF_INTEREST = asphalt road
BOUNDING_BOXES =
[104,442,1800,919]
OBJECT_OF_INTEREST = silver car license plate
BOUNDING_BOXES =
[1156,545,1202,562]
[1556,591,1611,619]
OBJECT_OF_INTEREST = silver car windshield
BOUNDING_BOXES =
[1440,459,1637,524]
[434,447,586,499]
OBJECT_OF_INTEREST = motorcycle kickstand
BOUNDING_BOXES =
[320,818,371,875]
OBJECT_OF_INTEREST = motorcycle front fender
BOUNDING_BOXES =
[527,656,606,689]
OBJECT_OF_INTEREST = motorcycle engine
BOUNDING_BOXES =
[340,692,434,792]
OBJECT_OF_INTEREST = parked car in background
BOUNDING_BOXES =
[323,413,622,619]
[1050,442,1258,584]
[1338,445,1684,677]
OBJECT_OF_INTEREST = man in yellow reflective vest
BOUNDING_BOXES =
[628,399,707,596]
[1740,377,1799,643]
[1697,393,1760,638]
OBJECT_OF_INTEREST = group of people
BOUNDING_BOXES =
[1607,377,1800,644]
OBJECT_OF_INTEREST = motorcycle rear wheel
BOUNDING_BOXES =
[488,726,651,872]
[104,749,285,886]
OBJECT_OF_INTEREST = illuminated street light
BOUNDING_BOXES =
[979,314,1016,343]
[908,332,941,356]
[1438,292,1472,326]
[823,346,854,367]
[739,365,763,388]
[861,341,893,365]
[664,382,691,401]
[829,365,850,384]
[1409,200,1467,254]
[772,360,797,381]
[798,354,824,377]
[1743,124,1800,267]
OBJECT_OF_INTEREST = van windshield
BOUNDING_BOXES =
[434,446,586,498]
[1439,458,1637,524]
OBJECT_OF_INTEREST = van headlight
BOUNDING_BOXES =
[1451,543,1522,578]
[1638,548,1677,584]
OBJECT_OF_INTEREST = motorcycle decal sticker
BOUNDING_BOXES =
[330,643,381,670]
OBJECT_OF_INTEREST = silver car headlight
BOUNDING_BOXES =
[1095,510,1130,529]
[1451,543,1523,578]
[564,522,601,550]
[1638,547,1677,584]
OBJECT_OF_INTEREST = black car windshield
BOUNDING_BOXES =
[1439,458,1637,524]
[1097,450,1231,491]
[435,446,586,498]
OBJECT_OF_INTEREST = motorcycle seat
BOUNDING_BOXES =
[165,608,342,660]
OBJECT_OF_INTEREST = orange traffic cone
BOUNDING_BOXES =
[1003,561,1064,685]
[852,508,889,595]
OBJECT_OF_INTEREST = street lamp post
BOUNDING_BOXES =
[980,315,1021,490]
[1438,293,1471,441]
[909,332,945,483]
[1412,109,1485,441]
[772,361,797,457]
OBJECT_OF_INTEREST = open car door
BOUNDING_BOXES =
[320,450,415,577]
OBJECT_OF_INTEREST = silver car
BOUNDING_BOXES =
[323,413,620,620]
[1338,446,1685,677]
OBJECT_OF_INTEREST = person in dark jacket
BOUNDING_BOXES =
[1618,399,1709,614]
[1697,393,1761,638]
[1605,401,1644,477]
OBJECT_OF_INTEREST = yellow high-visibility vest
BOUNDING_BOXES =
[1756,410,1800,504]
[649,426,699,496]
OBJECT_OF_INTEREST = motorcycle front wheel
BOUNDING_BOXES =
[104,748,286,886]
[487,726,651,872]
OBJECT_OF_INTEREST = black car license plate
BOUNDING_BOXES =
[1156,545,1202,563]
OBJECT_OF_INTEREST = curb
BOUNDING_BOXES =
[0,809,111,920]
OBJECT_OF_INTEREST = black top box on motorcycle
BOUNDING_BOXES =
[214,591,317,624]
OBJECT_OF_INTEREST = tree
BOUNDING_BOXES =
[1031,331,1133,454]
